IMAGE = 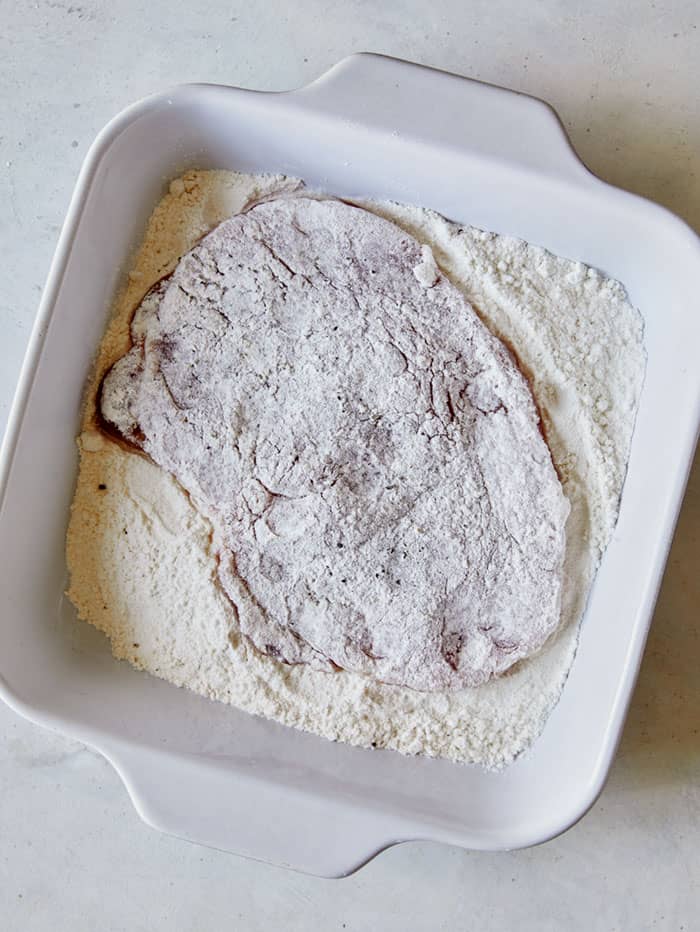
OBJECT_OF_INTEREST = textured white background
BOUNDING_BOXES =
[1,1,698,929]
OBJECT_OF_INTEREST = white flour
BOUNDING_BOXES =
[66,170,645,768]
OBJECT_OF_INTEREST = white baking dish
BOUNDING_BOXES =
[1,54,698,877]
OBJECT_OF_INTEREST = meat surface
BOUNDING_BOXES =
[100,195,570,690]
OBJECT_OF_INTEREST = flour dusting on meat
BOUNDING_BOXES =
[100,195,569,691]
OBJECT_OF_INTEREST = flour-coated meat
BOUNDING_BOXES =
[100,196,570,690]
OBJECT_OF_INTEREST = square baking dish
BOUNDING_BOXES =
[1,54,698,877]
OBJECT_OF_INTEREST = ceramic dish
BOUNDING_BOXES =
[1,54,698,876]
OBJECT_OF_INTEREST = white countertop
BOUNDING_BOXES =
[1,1,698,927]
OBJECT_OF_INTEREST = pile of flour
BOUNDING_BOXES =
[66,170,645,768]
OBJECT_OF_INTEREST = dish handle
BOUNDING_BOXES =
[292,53,591,184]
[100,739,404,877]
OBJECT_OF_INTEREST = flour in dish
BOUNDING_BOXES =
[66,170,645,768]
